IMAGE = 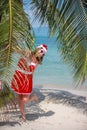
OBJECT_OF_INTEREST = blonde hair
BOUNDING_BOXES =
[14,46,45,64]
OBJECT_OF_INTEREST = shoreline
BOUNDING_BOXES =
[34,83,87,95]
[0,84,87,130]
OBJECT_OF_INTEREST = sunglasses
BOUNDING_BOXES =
[39,49,45,54]
[40,50,44,53]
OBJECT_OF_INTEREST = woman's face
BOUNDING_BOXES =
[36,47,45,58]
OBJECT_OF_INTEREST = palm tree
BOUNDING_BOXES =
[0,0,35,117]
[30,0,87,85]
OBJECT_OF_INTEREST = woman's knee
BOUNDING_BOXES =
[23,96,29,103]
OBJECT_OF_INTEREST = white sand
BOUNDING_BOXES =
[0,85,87,130]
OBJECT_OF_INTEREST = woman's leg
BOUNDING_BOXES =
[17,94,38,121]
[17,94,26,121]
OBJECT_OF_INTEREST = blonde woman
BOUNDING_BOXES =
[11,44,48,121]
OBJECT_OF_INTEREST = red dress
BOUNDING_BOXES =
[11,57,36,95]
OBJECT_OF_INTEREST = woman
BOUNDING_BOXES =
[11,44,48,121]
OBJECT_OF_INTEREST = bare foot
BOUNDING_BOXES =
[19,116,26,123]
[32,94,38,102]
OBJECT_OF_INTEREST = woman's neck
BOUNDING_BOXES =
[30,54,38,64]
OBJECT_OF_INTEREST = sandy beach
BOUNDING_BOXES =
[0,84,87,130]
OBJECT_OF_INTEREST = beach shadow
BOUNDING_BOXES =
[25,89,55,121]
[26,111,54,121]
[0,110,54,126]
[34,88,87,115]
[0,88,54,126]
[0,121,20,126]
[0,87,87,126]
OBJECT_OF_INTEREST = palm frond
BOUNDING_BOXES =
[30,0,87,84]
[0,83,17,121]
[0,0,35,115]
[0,0,35,85]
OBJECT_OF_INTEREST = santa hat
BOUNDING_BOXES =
[37,44,48,54]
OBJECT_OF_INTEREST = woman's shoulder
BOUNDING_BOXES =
[31,62,37,66]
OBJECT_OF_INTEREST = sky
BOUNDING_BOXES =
[23,0,48,28]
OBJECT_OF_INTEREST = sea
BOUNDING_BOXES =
[33,27,74,88]
[34,28,73,86]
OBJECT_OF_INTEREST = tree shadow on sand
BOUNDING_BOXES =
[0,86,87,126]
[33,87,87,115]
[0,110,54,127]
[0,87,54,126]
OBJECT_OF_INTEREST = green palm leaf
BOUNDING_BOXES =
[30,0,87,85]
[0,0,35,114]
[0,0,35,85]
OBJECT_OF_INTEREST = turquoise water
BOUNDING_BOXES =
[34,36,74,87]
